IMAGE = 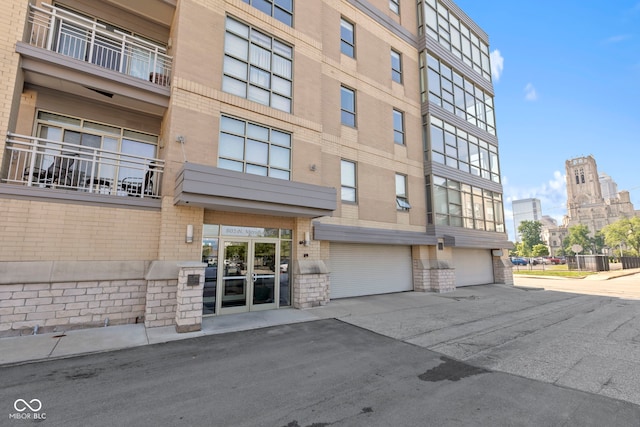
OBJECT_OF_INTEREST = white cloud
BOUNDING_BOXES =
[602,34,631,44]
[503,171,567,240]
[490,49,504,81]
[524,83,538,101]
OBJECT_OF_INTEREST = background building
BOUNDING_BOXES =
[599,172,618,202]
[565,156,636,236]
[512,198,542,242]
[0,0,512,336]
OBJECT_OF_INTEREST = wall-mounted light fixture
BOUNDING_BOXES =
[186,224,194,243]
[299,231,310,246]
[176,135,185,144]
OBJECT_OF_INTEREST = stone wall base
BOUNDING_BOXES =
[293,273,329,309]
[0,280,147,337]
[413,260,456,293]
[144,279,178,328]
[493,257,514,286]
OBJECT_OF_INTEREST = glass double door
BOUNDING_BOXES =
[219,239,279,314]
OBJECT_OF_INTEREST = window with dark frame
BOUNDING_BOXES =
[396,173,411,210]
[340,86,356,127]
[390,0,400,14]
[242,0,293,26]
[391,49,402,83]
[340,18,355,57]
[222,17,293,113]
[341,159,357,202]
[393,109,405,145]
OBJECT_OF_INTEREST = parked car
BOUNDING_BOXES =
[546,257,562,265]
[511,257,528,266]
[531,257,548,265]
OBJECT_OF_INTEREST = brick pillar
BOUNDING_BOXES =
[412,245,456,293]
[175,262,206,333]
[292,260,329,308]
[492,249,514,286]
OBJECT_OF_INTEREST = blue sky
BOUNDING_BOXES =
[453,1,640,240]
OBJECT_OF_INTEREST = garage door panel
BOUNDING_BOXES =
[453,248,493,287]
[330,243,412,299]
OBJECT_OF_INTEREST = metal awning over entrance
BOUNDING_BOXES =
[174,163,336,218]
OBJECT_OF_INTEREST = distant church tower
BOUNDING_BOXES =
[565,156,603,218]
[564,155,636,236]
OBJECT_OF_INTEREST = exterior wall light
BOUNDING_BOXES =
[186,224,194,243]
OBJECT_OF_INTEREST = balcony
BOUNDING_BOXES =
[2,133,163,200]
[26,3,172,88]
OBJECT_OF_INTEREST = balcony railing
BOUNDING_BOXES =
[3,133,164,199]
[27,3,172,87]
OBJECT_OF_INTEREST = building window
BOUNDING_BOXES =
[391,49,402,83]
[418,0,491,81]
[341,86,356,127]
[223,17,293,113]
[218,115,291,180]
[390,0,400,14]
[420,53,496,135]
[428,175,505,232]
[393,109,405,145]
[427,116,500,183]
[396,174,411,210]
[340,18,355,58]
[242,0,293,26]
[341,160,357,202]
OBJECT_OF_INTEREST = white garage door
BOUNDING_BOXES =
[453,248,494,286]
[329,243,413,299]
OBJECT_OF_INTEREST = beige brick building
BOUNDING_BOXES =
[0,0,512,336]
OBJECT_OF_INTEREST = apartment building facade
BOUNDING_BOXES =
[0,0,512,336]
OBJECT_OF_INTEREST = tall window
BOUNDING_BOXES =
[418,0,491,81]
[391,49,402,83]
[340,18,355,57]
[427,116,500,183]
[393,109,405,145]
[242,0,293,26]
[341,160,356,202]
[390,0,400,14]
[420,52,496,136]
[223,17,293,113]
[428,175,504,232]
[218,115,291,180]
[396,174,411,210]
[341,86,356,127]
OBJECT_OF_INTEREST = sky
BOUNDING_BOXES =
[453,1,640,241]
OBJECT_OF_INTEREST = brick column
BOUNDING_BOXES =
[292,260,329,308]
[175,262,206,333]
[492,249,514,286]
[412,246,456,293]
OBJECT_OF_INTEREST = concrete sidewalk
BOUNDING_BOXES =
[2,276,640,408]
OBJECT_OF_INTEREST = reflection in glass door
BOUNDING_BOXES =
[221,241,248,310]
[251,242,277,309]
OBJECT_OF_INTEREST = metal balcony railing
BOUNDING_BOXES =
[27,3,172,87]
[3,133,164,199]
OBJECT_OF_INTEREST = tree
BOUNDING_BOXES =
[601,217,640,256]
[517,220,543,255]
[531,244,549,257]
[565,225,591,254]
[590,231,605,255]
[515,241,530,257]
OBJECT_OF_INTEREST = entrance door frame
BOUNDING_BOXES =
[217,237,280,315]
